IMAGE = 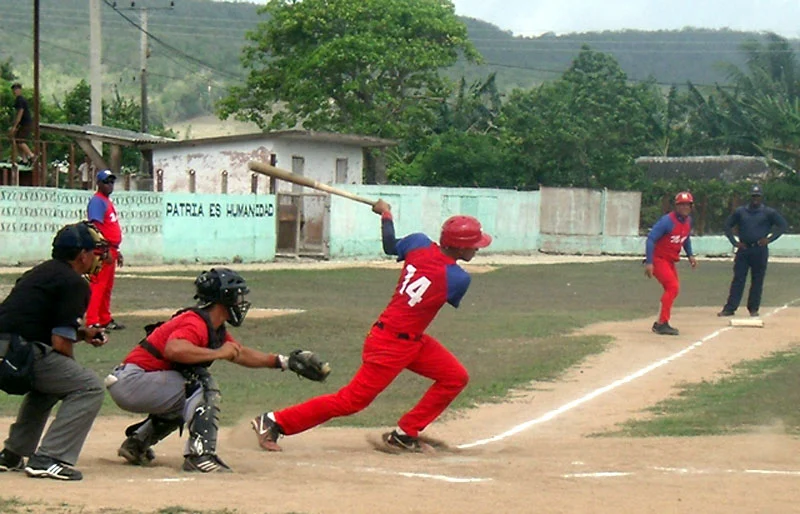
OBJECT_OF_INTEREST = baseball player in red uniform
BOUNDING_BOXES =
[252,199,492,453]
[644,191,697,336]
[86,169,125,330]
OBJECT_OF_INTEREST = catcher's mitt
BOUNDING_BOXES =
[288,349,331,382]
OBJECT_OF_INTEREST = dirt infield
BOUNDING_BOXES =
[2,305,799,513]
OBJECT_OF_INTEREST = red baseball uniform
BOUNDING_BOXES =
[274,226,472,438]
[122,310,236,371]
[646,211,693,324]
[86,192,122,326]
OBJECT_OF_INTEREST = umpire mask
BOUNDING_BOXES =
[194,268,252,327]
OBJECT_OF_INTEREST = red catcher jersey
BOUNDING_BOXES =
[123,310,235,371]
[653,212,692,262]
[87,192,122,246]
[377,233,471,335]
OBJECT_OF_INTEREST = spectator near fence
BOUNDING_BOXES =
[8,83,37,166]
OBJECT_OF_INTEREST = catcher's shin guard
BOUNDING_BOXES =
[125,415,182,447]
[186,375,222,457]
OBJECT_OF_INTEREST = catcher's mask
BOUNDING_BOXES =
[52,221,109,276]
[194,267,251,327]
[439,215,492,249]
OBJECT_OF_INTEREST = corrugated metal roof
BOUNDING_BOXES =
[139,129,396,149]
[40,123,177,146]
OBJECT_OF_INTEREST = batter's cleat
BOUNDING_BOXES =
[24,454,83,481]
[652,322,679,336]
[0,448,24,472]
[750,311,760,317]
[717,310,735,317]
[382,430,423,453]
[251,413,283,451]
[106,319,126,330]
[182,454,232,473]
[117,437,156,466]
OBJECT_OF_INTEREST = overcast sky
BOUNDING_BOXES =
[239,0,800,39]
[450,0,800,38]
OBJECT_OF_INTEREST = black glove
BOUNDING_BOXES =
[287,349,331,382]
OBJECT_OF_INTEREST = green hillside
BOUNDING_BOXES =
[1,0,795,123]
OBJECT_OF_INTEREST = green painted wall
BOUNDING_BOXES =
[329,185,541,258]
[0,187,276,265]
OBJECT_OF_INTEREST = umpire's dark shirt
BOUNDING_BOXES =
[724,204,788,247]
[0,259,90,344]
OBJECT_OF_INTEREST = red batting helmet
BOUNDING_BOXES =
[439,215,492,249]
[674,191,694,204]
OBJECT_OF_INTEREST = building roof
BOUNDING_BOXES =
[139,129,397,150]
[635,155,769,182]
[39,123,177,146]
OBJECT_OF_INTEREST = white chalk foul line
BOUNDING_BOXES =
[458,301,798,450]
[295,461,492,484]
[564,467,800,478]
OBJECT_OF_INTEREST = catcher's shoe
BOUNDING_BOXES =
[652,322,679,336]
[24,454,83,481]
[382,430,423,453]
[0,448,24,472]
[251,413,283,452]
[117,437,156,466]
[182,454,232,473]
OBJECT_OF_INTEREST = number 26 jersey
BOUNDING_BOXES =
[377,233,471,334]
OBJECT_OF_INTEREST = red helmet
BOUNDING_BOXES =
[674,191,694,204]
[439,215,492,249]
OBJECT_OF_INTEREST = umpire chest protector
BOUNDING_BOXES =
[138,308,227,369]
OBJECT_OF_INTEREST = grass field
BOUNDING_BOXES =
[2,259,800,433]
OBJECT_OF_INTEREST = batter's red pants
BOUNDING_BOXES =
[86,248,118,326]
[652,257,680,324]
[275,326,469,438]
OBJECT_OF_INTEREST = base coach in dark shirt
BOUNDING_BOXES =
[718,184,788,317]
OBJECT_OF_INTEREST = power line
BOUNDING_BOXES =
[102,0,244,81]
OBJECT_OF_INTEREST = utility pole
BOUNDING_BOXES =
[89,0,103,156]
[33,0,41,185]
[139,7,148,134]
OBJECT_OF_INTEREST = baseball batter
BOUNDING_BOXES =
[644,191,697,336]
[252,200,492,453]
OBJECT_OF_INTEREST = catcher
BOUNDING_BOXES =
[105,267,329,473]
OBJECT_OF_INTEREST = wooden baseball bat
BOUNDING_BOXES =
[248,161,378,207]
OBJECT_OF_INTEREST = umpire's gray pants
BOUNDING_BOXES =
[3,345,104,466]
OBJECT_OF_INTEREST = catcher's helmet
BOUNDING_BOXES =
[194,268,251,326]
[52,221,109,275]
[674,191,694,204]
[439,215,492,249]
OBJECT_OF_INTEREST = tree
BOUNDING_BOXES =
[500,46,661,190]
[218,0,479,142]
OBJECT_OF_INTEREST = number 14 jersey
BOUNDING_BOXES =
[377,233,471,335]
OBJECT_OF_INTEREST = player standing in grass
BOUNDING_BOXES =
[252,200,492,453]
[644,191,697,336]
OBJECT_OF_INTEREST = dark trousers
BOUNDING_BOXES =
[723,246,769,314]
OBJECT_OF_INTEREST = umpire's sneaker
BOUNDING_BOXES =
[182,454,232,473]
[652,322,680,336]
[717,310,735,317]
[251,413,283,452]
[0,448,24,472]
[382,430,423,453]
[24,454,82,481]
[118,436,156,466]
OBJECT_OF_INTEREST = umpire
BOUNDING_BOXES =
[0,222,110,481]
[718,184,788,318]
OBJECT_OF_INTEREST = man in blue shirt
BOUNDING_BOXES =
[718,185,788,318]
